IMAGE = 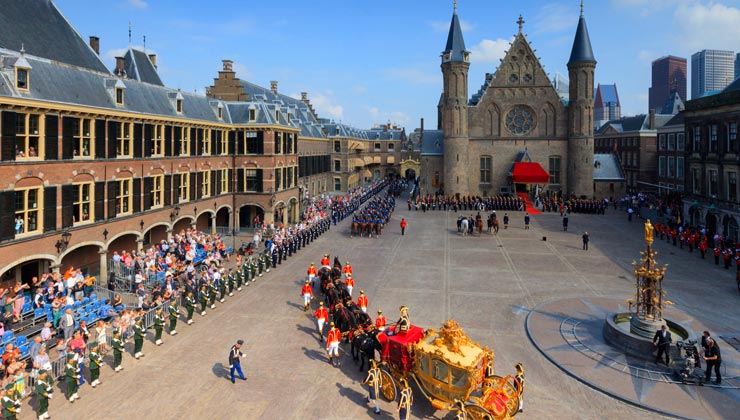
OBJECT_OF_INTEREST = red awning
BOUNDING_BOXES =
[512,162,549,183]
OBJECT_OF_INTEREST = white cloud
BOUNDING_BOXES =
[362,106,409,126]
[364,106,380,120]
[469,38,511,63]
[127,0,148,9]
[310,93,344,120]
[231,62,251,79]
[673,1,740,52]
[532,3,574,34]
[428,19,474,32]
[383,67,440,85]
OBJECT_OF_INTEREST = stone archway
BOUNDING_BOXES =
[61,243,103,277]
[239,205,265,231]
[689,207,701,228]
[400,158,421,181]
[723,215,739,243]
[273,201,286,225]
[172,216,194,234]
[107,232,140,260]
[143,224,169,247]
[288,197,299,224]
[0,256,56,288]
[705,212,718,237]
[195,211,215,233]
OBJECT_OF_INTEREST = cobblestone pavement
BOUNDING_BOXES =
[30,199,740,420]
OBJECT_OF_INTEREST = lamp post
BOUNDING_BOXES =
[103,228,108,241]
[55,229,72,253]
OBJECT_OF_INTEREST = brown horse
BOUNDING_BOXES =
[493,219,499,234]
[351,221,359,237]
[375,222,383,237]
[367,222,375,238]
[359,222,366,237]
[476,218,484,236]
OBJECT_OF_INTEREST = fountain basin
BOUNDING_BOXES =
[603,312,695,361]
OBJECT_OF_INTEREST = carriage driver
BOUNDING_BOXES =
[326,322,341,367]
[375,309,386,331]
[362,359,382,415]
[397,306,410,332]
[307,263,318,286]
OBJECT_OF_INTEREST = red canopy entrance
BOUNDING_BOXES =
[511,162,549,183]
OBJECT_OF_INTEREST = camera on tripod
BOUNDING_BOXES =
[675,339,704,385]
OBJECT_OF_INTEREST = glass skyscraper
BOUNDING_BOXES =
[691,49,735,99]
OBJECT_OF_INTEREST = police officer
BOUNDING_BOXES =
[228,340,247,383]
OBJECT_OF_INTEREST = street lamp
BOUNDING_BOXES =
[55,229,72,253]
[103,228,108,241]
[140,220,145,231]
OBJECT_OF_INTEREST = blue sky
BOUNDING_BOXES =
[55,0,740,130]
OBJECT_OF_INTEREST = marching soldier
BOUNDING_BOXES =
[301,280,313,312]
[153,309,165,346]
[307,262,318,286]
[357,290,368,313]
[185,291,196,324]
[343,261,353,279]
[237,263,245,290]
[326,322,341,367]
[35,369,53,419]
[376,309,386,331]
[313,302,329,342]
[714,245,721,265]
[168,296,180,335]
[112,330,124,372]
[133,316,146,359]
[250,257,258,281]
[65,353,80,402]
[264,251,272,273]
[346,275,355,297]
[397,305,410,332]
[88,343,102,387]
[515,362,525,413]
[1,385,20,420]
[227,268,235,296]
[219,272,227,303]
[362,359,382,415]
[397,378,413,420]
[257,254,265,277]
[199,285,208,316]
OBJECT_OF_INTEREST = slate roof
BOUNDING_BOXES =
[660,91,684,115]
[661,113,684,128]
[0,53,224,123]
[470,73,493,106]
[420,130,444,156]
[593,153,624,181]
[0,0,108,73]
[124,48,164,86]
[595,114,674,134]
[443,11,468,62]
[568,10,596,64]
[723,76,740,93]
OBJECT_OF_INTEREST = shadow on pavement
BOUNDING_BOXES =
[212,362,229,380]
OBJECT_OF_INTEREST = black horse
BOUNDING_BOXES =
[318,267,332,295]
[351,329,383,371]
[332,303,358,342]
[325,283,341,308]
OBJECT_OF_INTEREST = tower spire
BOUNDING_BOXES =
[517,15,525,34]
[568,2,595,64]
[443,3,468,63]
[580,1,585,16]
[454,0,457,13]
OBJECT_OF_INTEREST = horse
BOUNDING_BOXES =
[324,283,340,308]
[351,328,383,372]
[461,218,469,236]
[318,267,332,295]
[493,218,500,234]
[487,217,493,233]
[375,222,383,237]
[332,303,358,342]
[476,218,484,236]
[358,222,367,237]
[351,221,359,237]
[367,222,375,238]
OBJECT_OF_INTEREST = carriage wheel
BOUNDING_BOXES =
[490,375,521,418]
[379,370,397,401]
[465,403,493,420]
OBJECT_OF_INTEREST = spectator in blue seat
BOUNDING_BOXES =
[33,288,45,309]
[40,322,55,344]
[98,299,114,320]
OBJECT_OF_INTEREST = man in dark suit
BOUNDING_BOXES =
[653,325,672,365]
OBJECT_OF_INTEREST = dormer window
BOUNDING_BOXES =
[275,110,281,122]
[115,87,124,105]
[176,98,183,114]
[217,106,223,120]
[16,68,28,90]
[248,108,256,122]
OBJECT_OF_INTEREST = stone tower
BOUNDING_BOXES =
[567,3,596,197]
[440,4,470,195]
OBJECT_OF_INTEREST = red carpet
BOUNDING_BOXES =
[516,192,541,215]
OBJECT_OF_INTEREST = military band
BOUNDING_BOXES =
[153,309,165,346]
[112,330,124,372]
[168,296,180,335]
[64,353,80,402]
[185,292,196,324]
[133,317,146,359]
[89,343,102,388]
[35,369,53,419]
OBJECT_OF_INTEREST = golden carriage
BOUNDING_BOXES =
[377,320,521,420]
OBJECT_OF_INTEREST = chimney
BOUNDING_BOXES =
[649,108,655,130]
[270,81,278,94]
[148,54,157,69]
[420,117,424,133]
[222,60,233,72]
[89,36,100,55]
[114,56,125,77]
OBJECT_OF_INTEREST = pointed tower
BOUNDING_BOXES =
[440,2,470,195]
[567,2,596,197]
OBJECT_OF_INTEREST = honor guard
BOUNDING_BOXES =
[321,254,331,268]
[343,261,353,279]
[35,369,53,419]
[64,353,80,402]
[362,359,382,414]
[198,285,208,316]
[133,317,146,359]
[397,306,410,332]
[1,385,20,420]
[88,343,102,387]
[301,280,313,312]
[397,378,413,420]
[185,291,196,324]
[112,330,124,372]
[375,309,386,331]
[515,362,525,413]
[345,275,355,297]
[307,263,318,286]
[313,302,329,342]
[208,280,218,309]
[153,309,165,346]
[168,296,180,335]
[227,268,235,296]
[326,322,341,367]
[357,290,368,313]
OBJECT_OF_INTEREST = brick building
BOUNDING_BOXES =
[0,0,400,285]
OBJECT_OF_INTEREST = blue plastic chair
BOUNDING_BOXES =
[73,301,82,309]
[15,335,27,347]
[92,301,101,310]
[44,303,52,311]
[21,303,32,314]
[82,297,90,305]
[90,293,97,301]
[34,308,45,319]
[1,331,14,344]
[18,344,29,358]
